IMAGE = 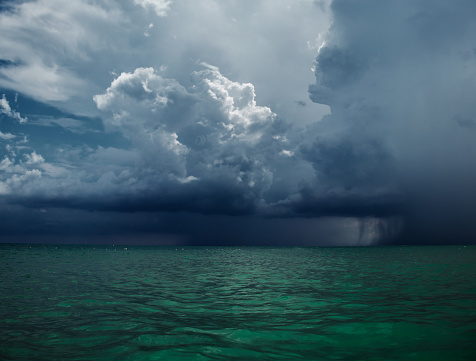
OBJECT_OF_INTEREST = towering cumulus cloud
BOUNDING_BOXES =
[307,0,476,244]
[92,64,286,214]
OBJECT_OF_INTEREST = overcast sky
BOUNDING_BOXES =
[1,0,475,246]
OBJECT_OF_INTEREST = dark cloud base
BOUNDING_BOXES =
[0,204,385,246]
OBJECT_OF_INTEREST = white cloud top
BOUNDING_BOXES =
[134,0,172,16]
[0,94,27,123]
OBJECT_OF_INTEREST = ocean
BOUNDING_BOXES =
[1,245,475,360]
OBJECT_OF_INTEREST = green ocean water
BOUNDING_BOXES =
[0,245,475,361]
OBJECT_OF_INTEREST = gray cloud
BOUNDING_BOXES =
[1,0,474,245]
[90,64,289,214]
[0,63,291,219]
[307,0,476,243]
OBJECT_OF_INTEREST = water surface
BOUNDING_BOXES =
[1,245,475,360]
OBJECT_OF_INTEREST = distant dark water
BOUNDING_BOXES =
[1,245,475,361]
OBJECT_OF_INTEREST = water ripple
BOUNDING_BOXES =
[1,245,475,360]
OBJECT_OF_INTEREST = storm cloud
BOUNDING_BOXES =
[307,0,476,243]
[0,0,475,245]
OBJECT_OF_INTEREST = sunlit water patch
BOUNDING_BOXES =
[1,245,475,360]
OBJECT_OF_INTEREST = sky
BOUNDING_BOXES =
[0,0,475,246]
